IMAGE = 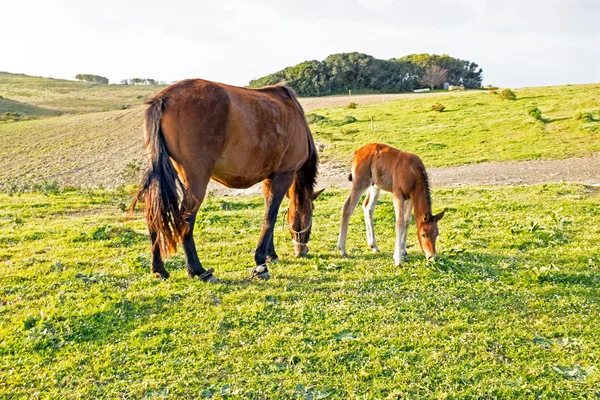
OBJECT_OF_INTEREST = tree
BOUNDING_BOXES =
[422,65,448,90]
[75,74,109,84]
[247,52,483,96]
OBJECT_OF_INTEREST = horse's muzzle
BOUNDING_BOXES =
[294,244,309,258]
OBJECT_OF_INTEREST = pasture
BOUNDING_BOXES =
[1,73,600,398]
[1,74,599,189]
[1,184,599,398]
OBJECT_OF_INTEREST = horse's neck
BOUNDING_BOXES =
[410,179,431,219]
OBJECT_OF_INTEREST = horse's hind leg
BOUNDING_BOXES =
[253,171,295,279]
[181,210,216,282]
[180,171,217,282]
[362,186,380,253]
[337,178,371,256]
[149,228,169,279]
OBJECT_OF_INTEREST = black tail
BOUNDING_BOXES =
[348,173,353,181]
[130,97,190,257]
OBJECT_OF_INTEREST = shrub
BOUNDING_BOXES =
[527,107,543,121]
[487,85,499,91]
[347,102,358,109]
[431,103,446,112]
[575,111,594,122]
[341,115,357,124]
[0,112,22,121]
[499,89,516,100]
[306,113,328,124]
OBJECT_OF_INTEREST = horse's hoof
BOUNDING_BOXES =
[251,264,270,280]
[371,247,380,253]
[197,268,218,283]
[153,270,170,279]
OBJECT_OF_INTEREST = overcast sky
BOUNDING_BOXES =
[2,0,599,88]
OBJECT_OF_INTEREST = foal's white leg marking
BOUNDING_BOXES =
[392,193,405,267]
[338,181,370,256]
[363,186,380,252]
[401,198,413,257]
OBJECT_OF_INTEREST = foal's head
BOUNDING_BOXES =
[288,188,325,257]
[417,210,446,261]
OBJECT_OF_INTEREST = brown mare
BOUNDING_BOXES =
[337,143,445,266]
[132,79,323,282]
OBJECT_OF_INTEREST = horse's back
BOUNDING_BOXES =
[352,143,420,193]
[153,79,311,189]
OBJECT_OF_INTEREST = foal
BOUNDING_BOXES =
[337,143,445,266]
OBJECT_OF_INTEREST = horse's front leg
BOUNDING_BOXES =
[253,171,295,279]
[392,191,406,267]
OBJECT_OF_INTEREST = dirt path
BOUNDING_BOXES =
[207,153,600,195]
[299,90,478,111]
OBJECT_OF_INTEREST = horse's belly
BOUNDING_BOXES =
[211,160,271,189]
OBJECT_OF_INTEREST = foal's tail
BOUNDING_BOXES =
[130,97,190,257]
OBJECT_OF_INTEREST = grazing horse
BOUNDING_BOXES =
[337,143,445,266]
[132,79,323,282]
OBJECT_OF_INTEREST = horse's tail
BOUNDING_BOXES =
[130,96,190,257]
[348,173,353,181]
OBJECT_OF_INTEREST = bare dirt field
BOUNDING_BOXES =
[207,153,600,196]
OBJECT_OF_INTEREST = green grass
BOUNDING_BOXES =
[311,84,600,166]
[0,72,166,114]
[0,97,56,117]
[1,184,599,398]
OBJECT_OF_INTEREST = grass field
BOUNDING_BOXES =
[1,73,599,189]
[310,84,600,166]
[1,184,599,398]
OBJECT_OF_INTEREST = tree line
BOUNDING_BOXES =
[75,74,165,85]
[247,52,483,96]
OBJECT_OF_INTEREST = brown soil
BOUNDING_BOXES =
[208,153,600,196]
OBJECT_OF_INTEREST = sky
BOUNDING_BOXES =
[2,0,599,88]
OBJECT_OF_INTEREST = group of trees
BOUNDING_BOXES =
[75,74,109,84]
[248,52,483,96]
[75,75,163,85]
[120,78,162,85]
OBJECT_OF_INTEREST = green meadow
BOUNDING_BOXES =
[1,72,599,398]
[310,84,600,166]
[1,184,599,398]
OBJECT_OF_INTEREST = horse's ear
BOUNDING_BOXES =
[312,188,325,201]
[434,209,446,221]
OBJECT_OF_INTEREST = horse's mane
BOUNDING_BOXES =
[279,84,318,194]
[412,156,431,211]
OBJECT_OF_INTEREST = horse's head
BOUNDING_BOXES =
[417,209,446,261]
[288,188,325,257]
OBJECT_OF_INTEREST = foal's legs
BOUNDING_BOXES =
[400,198,413,258]
[338,179,371,256]
[392,191,406,267]
[362,186,380,253]
[253,171,295,279]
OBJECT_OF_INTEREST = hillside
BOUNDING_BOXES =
[310,83,600,166]
[0,72,166,114]
[0,74,598,189]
